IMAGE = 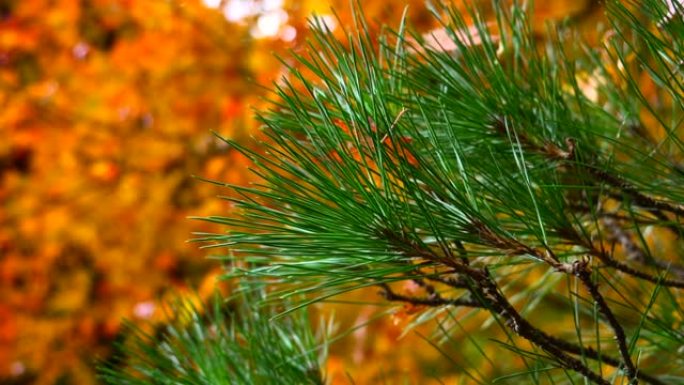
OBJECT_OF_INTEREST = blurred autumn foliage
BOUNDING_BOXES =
[0,0,602,384]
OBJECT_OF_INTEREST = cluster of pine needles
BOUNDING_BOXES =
[102,1,684,383]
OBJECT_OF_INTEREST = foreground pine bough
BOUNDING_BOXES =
[104,1,684,383]
[99,286,327,385]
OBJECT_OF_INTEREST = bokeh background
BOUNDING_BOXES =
[1,0,601,383]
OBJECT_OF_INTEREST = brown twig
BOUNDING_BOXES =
[591,169,684,218]
[574,260,639,384]
[425,274,470,289]
[604,217,684,280]
[473,269,612,385]
[566,203,666,226]
[560,217,684,288]
[605,192,684,237]
[589,243,684,288]
[532,325,667,385]
[378,282,482,308]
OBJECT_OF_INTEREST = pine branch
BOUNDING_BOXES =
[384,230,672,384]
[193,0,684,383]
[491,119,684,287]
[383,228,617,384]
[98,288,327,385]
